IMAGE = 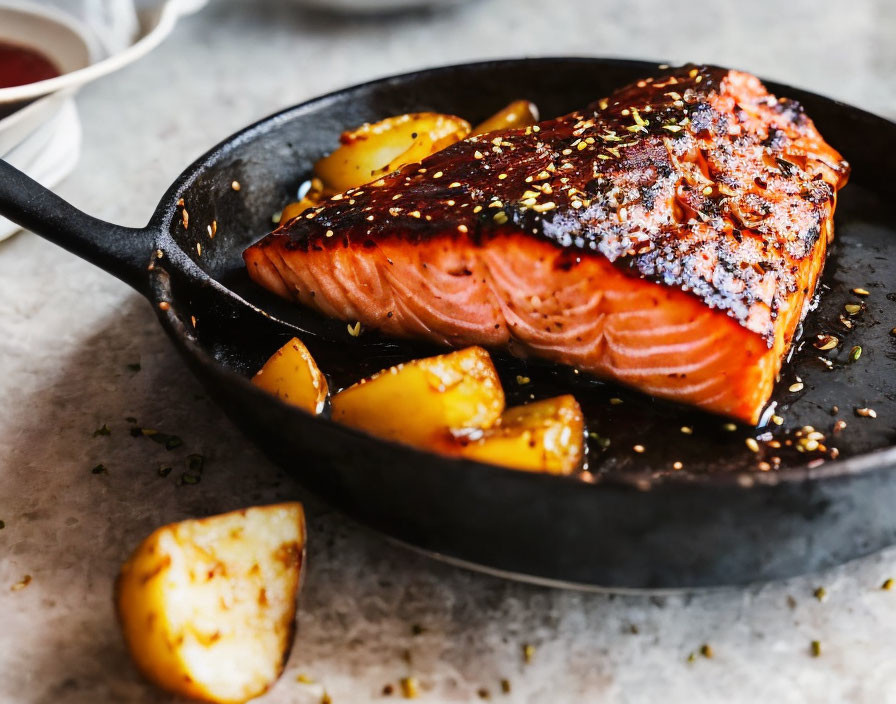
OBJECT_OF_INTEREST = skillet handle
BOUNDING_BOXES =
[0,159,155,295]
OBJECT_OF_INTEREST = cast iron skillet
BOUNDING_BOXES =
[2,58,895,589]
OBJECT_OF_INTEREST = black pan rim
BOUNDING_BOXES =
[147,56,896,492]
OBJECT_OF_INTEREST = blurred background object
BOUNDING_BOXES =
[290,0,470,13]
[0,0,206,240]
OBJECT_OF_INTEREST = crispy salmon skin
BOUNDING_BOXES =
[245,65,849,423]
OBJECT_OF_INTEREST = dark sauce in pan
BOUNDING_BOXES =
[0,41,59,89]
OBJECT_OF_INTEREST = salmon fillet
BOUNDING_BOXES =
[245,65,849,423]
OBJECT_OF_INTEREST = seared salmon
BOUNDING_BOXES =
[244,65,849,423]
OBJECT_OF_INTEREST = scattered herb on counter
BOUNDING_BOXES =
[157,465,172,478]
[126,362,141,372]
[849,345,862,362]
[125,416,137,424]
[399,676,418,699]
[882,578,894,591]
[93,424,111,437]
[522,643,535,664]
[178,473,200,486]
[700,644,713,658]
[810,640,822,657]
[130,426,184,450]
[686,652,696,663]
[320,692,332,704]
[500,679,511,694]
[0,520,4,529]
[411,624,425,636]
[813,586,827,601]
[10,575,31,591]
[382,684,394,696]
[296,673,313,684]
[91,464,107,474]
[478,687,491,699]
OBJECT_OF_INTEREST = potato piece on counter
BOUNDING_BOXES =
[455,395,584,474]
[252,337,328,414]
[471,100,540,136]
[116,504,306,704]
[314,112,470,192]
[331,346,504,447]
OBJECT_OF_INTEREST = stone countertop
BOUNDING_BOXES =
[1,1,895,702]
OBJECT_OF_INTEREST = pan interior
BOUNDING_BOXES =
[160,59,896,482]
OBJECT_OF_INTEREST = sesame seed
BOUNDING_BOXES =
[844,303,863,315]
[408,210,421,218]
[633,444,645,453]
[789,382,804,392]
[745,438,760,452]
[231,180,241,191]
[723,423,737,432]
[855,407,877,418]
[473,205,483,213]
[498,173,508,180]
[771,415,784,425]
[680,426,693,435]
[493,211,509,225]
[673,461,683,470]
[449,181,461,188]
[609,397,623,405]
[347,322,361,337]
[458,224,468,233]
[814,335,838,350]
[433,171,443,179]
[474,151,484,159]
[851,287,870,297]
[325,230,334,237]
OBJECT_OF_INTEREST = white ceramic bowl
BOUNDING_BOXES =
[0,0,204,106]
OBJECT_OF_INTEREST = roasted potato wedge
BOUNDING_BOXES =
[471,100,540,136]
[331,346,504,447]
[116,504,306,704]
[314,112,470,192]
[252,337,328,414]
[453,395,584,474]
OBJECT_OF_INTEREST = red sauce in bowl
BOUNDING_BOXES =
[0,41,60,89]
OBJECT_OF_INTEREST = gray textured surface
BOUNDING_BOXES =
[2,1,896,702]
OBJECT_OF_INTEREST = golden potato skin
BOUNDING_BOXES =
[251,337,328,414]
[471,100,540,136]
[314,112,470,192]
[330,346,504,448]
[115,504,306,704]
[453,395,585,474]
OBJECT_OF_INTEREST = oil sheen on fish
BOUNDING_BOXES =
[244,65,850,423]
